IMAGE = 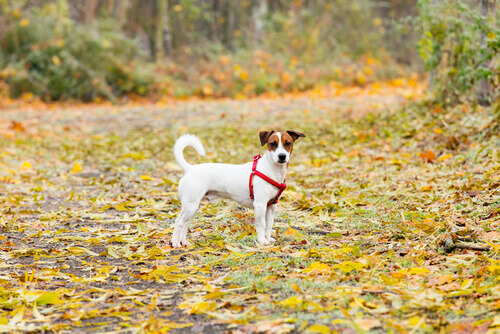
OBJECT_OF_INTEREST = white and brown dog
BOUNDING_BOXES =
[171,130,305,248]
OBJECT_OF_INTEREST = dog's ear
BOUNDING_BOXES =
[259,130,275,146]
[286,130,306,142]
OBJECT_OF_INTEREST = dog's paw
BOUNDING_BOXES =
[171,238,192,248]
[267,236,276,243]
[257,237,270,245]
[180,239,192,247]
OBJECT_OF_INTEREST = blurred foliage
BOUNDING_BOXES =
[416,0,499,105]
[1,0,496,103]
[155,49,408,99]
[0,1,152,101]
[0,0,419,101]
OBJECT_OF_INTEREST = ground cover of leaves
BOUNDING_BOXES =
[0,81,499,333]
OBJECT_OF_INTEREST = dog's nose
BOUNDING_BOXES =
[278,153,287,162]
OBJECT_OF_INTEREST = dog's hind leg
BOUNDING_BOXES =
[172,197,202,248]
[179,199,201,246]
[172,176,205,248]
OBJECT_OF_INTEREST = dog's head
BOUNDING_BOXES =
[259,130,306,164]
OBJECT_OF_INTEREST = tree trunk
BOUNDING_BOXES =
[113,0,129,30]
[69,0,99,24]
[226,0,235,49]
[478,0,496,105]
[428,0,439,92]
[253,0,267,44]
[163,0,173,57]
[155,0,167,60]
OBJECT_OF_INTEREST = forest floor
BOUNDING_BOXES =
[0,80,499,333]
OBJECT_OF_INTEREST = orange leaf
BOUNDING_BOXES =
[418,150,435,163]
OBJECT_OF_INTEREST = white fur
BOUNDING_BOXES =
[270,132,291,164]
[171,134,289,248]
[173,134,206,171]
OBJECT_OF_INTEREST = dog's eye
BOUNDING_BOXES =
[269,142,277,147]
[285,141,292,146]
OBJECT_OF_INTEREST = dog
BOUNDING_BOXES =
[171,130,305,248]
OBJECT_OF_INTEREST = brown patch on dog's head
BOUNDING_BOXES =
[266,132,280,151]
[259,130,275,146]
[280,132,294,153]
[286,130,306,142]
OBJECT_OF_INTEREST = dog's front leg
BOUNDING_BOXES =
[254,202,269,245]
[265,204,277,243]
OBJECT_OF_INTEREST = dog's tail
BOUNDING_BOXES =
[174,134,206,171]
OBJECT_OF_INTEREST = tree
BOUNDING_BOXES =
[478,0,497,105]
[155,0,167,60]
[253,0,267,44]
[69,0,99,23]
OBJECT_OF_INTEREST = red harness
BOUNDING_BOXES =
[249,155,287,207]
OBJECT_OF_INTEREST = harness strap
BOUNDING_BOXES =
[249,155,286,207]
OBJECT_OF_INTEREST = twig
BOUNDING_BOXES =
[453,243,491,251]
[444,238,491,252]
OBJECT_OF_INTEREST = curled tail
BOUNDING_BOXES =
[173,134,206,171]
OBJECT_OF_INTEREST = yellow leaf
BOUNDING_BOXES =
[291,283,302,293]
[19,18,29,27]
[71,162,82,173]
[163,322,194,329]
[173,4,182,11]
[409,267,431,275]
[487,265,500,275]
[204,291,225,300]
[437,154,452,162]
[391,270,407,278]
[408,316,423,326]
[334,261,365,273]
[303,262,331,275]
[20,161,32,170]
[421,185,432,192]
[140,175,153,181]
[36,292,63,305]
[189,301,216,314]
[225,244,246,257]
[306,324,331,334]
[284,227,300,236]
[52,55,61,66]
[239,71,248,80]
[279,296,302,309]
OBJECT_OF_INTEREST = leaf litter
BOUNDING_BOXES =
[0,80,499,333]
